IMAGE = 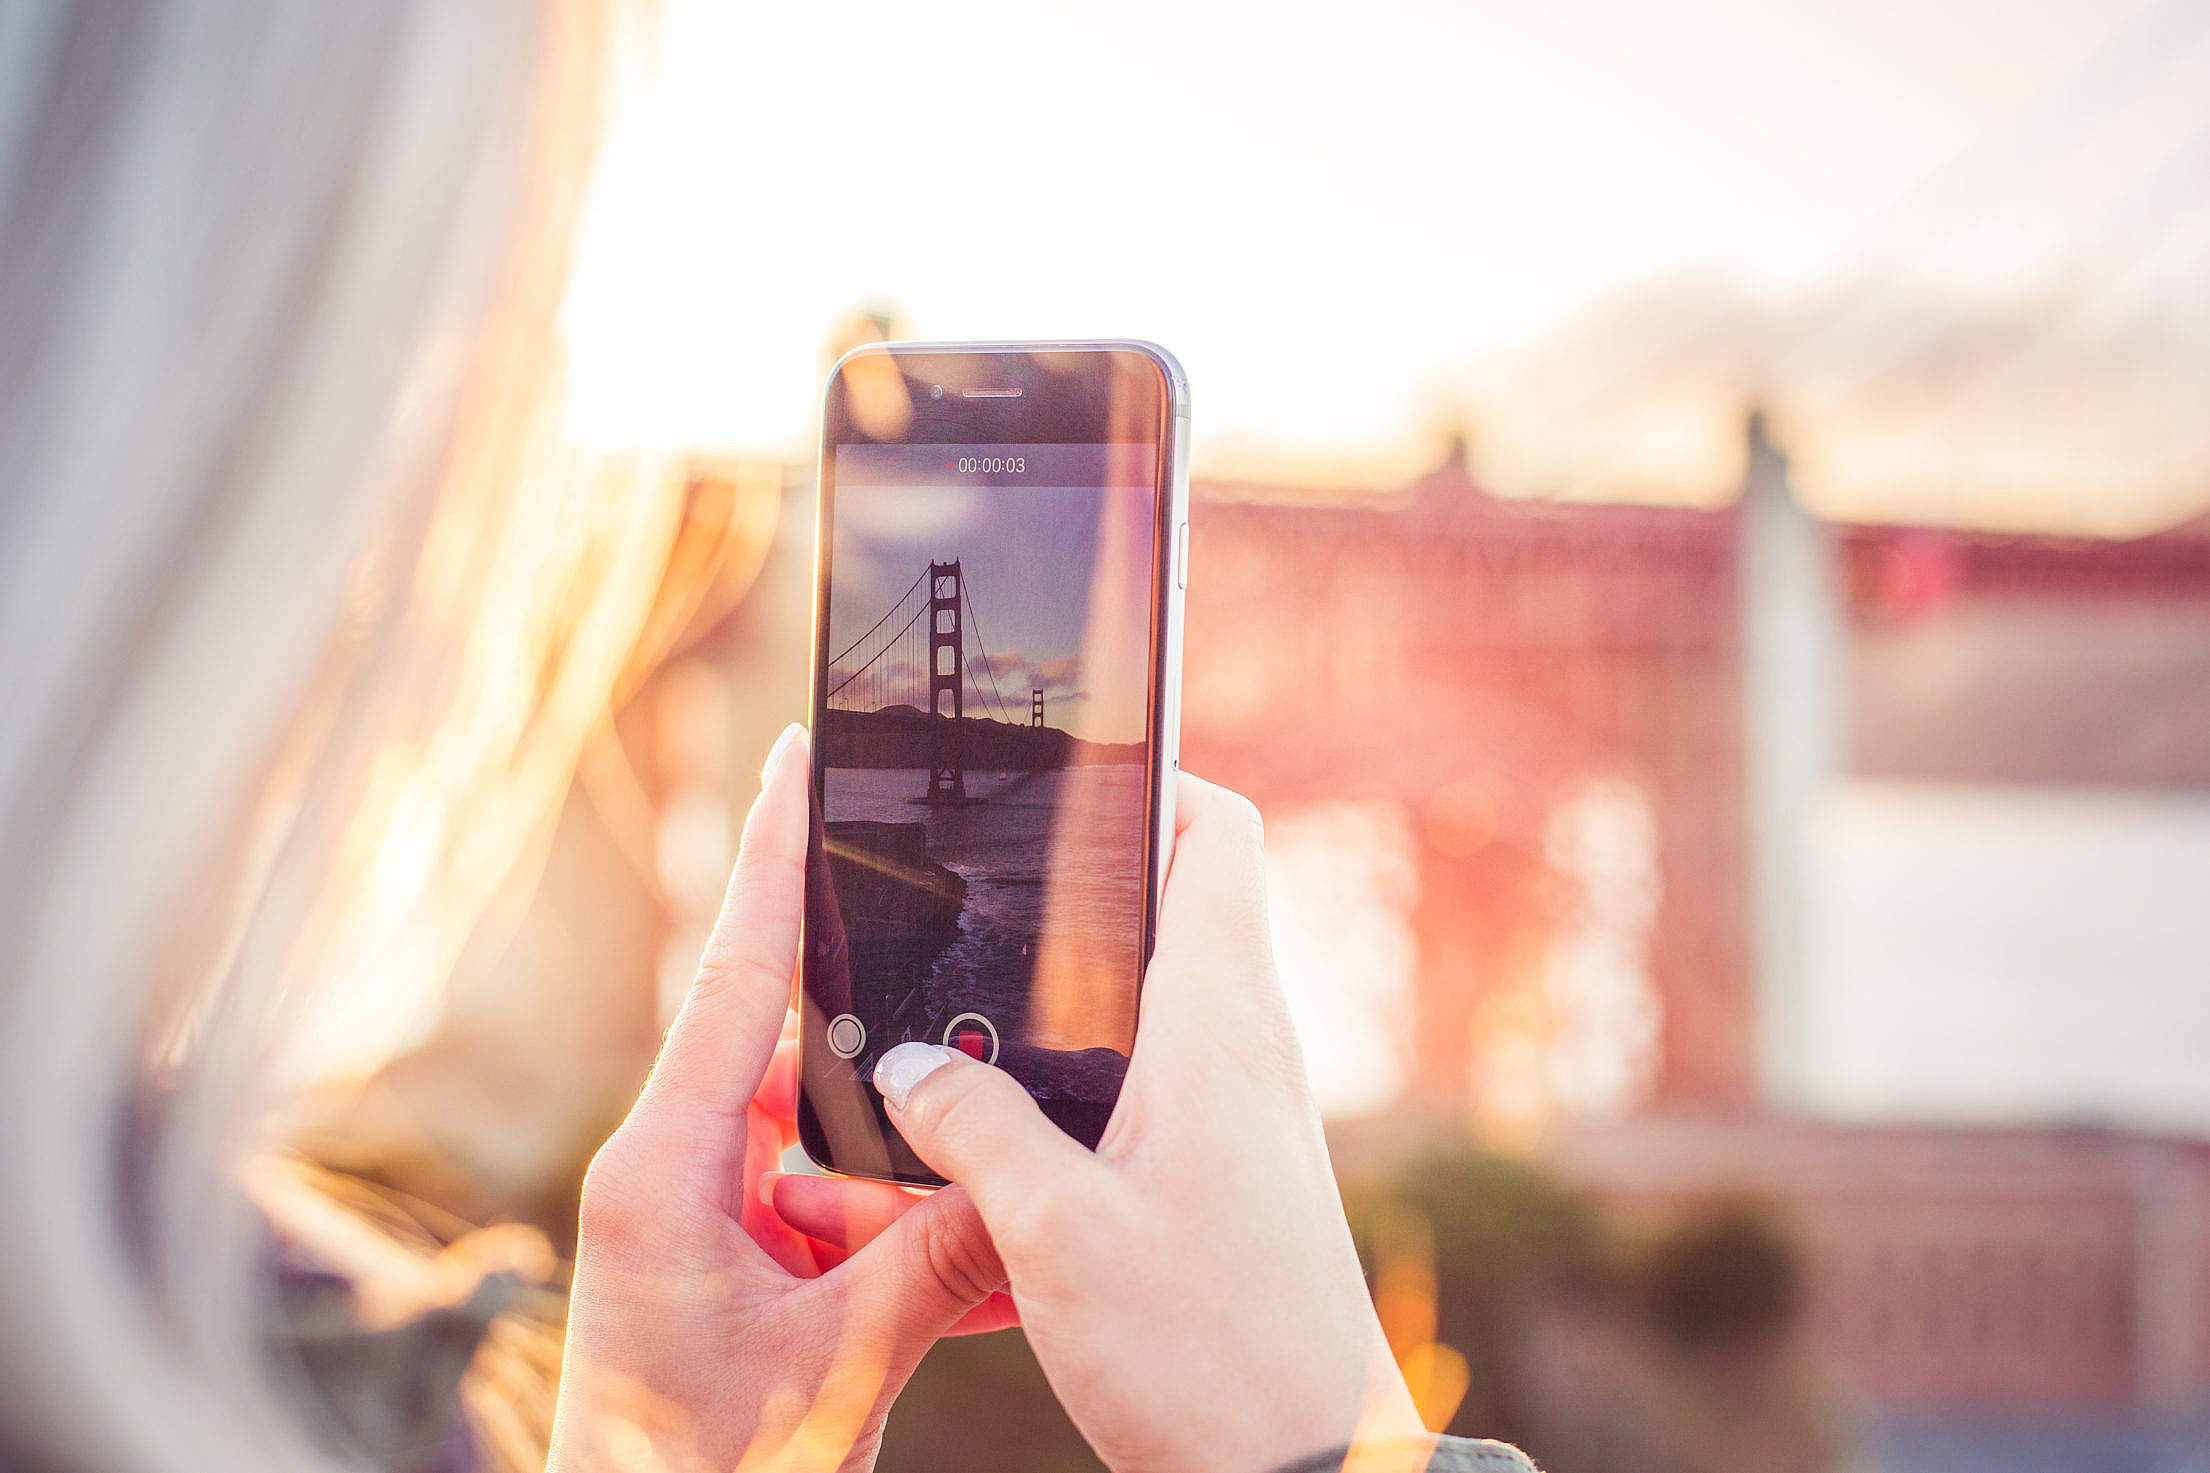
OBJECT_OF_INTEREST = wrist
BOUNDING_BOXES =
[1247,1355,1427,1473]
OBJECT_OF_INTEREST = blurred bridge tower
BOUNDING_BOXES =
[1737,410,1843,1108]
[1031,687,1045,727]
[926,560,967,801]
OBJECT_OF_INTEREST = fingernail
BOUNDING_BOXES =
[874,1041,954,1109]
[760,722,806,787]
[757,1170,786,1208]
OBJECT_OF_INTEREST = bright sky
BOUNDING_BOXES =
[827,480,1155,746]
[564,0,2210,527]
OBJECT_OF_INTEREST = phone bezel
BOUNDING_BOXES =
[798,340,1189,1186]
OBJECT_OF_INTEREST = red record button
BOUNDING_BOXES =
[941,1011,1000,1065]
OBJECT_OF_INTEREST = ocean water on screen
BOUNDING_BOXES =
[821,764,1146,1047]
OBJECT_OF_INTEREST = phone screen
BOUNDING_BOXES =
[802,358,1176,1184]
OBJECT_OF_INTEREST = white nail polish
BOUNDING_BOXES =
[875,1041,953,1109]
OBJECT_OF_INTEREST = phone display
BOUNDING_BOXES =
[800,345,1186,1185]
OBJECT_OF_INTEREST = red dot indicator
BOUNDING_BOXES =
[942,1011,998,1063]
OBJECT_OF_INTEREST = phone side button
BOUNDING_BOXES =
[1175,521,1189,588]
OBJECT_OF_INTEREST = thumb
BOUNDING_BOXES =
[873,1042,1101,1233]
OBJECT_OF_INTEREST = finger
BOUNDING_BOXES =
[1157,771,1270,937]
[1142,771,1281,1036]
[738,1101,820,1276]
[872,1043,1101,1235]
[791,1242,1023,1334]
[628,724,809,1154]
[948,1291,1021,1335]
[756,1037,801,1126]
[763,1171,1029,1341]
[767,1171,922,1251]
[761,1031,804,1157]
[763,1176,1019,1330]
[1119,772,1318,1133]
[834,1180,1009,1348]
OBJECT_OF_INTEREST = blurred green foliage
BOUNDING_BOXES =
[1345,1146,1613,1447]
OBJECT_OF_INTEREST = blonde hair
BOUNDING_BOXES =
[0,3,679,1468]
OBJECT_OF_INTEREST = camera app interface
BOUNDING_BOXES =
[810,442,1157,1141]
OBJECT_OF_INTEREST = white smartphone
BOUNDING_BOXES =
[798,341,1189,1185]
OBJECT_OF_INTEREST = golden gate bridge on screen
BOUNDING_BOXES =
[825,559,1047,803]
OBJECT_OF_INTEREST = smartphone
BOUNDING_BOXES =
[797,341,1189,1185]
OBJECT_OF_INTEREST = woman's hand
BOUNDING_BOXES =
[797,773,1432,1473]
[549,726,1009,1473]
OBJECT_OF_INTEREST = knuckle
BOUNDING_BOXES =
[577,1138,646,1241]
[689,945,788,1006]
[904,1062,997,1143]
[913,1204,1006,1305]
[1219,790,1266,848]
[692,851,805,978]
[731,839,806,897]
[997,1174,1096,1256]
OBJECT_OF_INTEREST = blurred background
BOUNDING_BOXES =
[297,2,2210,1469]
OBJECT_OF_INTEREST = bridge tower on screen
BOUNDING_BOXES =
[925,560,967,801]
[1031,688,1045,727]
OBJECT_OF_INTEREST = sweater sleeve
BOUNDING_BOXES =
[1269,1435,1539,1473]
